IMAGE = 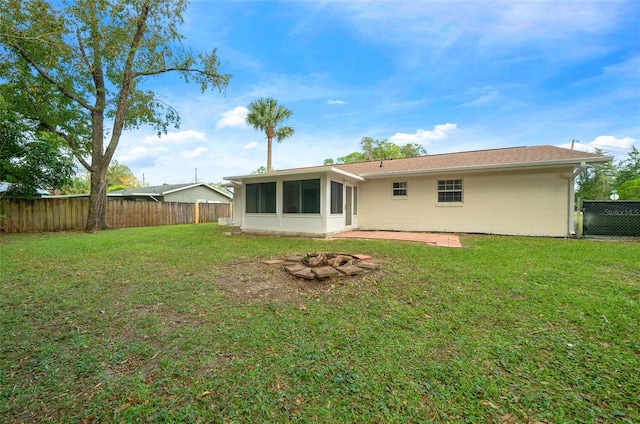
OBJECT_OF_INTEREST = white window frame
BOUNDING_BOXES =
[437,179,463,204]
[392,181,407,197]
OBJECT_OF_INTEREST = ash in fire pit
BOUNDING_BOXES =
[303,252,356,268]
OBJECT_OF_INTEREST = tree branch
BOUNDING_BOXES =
[0,31,64,44]
[35,119,91,171]
[133,66,221,78]
[75,26,92,74]
[105,0,152,163]
[7,41,93,111]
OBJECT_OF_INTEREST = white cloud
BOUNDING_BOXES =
[389,123,458,145]
[327,99,347,105]
[244,141,259,150]
[590,135,635,150]
[216,106,249,129]
[559,135,636,159]
[118,146,170,168]
[181,147,208,159]
[142,130,206,144]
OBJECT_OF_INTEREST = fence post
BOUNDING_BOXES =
[195,201,200,224]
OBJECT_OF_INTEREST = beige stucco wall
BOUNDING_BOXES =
[357,167,573,236]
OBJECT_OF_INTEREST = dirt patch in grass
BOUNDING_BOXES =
[216,257,384,303]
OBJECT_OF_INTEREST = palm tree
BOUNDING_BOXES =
[245,97,295,172]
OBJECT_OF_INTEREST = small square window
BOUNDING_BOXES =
[392,182,407,197]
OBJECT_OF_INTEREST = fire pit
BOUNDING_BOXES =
[302,252,356,268]
[282,252,380,280]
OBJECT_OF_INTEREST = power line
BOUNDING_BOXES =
[575,140,634,152]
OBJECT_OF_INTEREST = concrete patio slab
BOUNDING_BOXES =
[331,231,462,248]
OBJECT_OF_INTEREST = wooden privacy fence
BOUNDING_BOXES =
[0,198,232,233]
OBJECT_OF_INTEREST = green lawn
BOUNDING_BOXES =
[1,224,638,423]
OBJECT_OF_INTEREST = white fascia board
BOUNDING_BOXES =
[359,157,613,178]
[328,167,366,182]
[223,167,364,182]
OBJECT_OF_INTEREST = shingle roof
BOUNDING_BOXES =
[224,145,611,182]
[288,145,611,177]
[109,183,232,198]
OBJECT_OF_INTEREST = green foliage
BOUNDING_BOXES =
[0,95,75,198]
[60,161,140,194]
[576,146,639,200]
[251,166,268,174]
[617,178,640,200]
[107,184,127,192]
[106,160,141,188]
[60,174,91,194]
[575,148,617,200]
[326,136,428,164]
[210,183,232,197]
[0,0,230,229]
[616,145,640,187]
[1,225,638,422]
[245,97,294,172]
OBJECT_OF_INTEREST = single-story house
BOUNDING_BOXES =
[223,145,611,237]
[108,183,232,203]
[0,182,48,198]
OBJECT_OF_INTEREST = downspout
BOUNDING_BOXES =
[569,162,587,236]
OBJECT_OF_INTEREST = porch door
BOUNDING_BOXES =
[345,186,352,226]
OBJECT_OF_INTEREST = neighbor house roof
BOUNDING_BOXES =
[225,145,612,181]
[0,182,49,197]
[109,183,232,199]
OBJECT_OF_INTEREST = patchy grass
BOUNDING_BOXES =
[1,224,638,423]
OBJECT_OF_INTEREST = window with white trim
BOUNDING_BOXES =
[283,179,320,213]
[392,182,407,197]
[245,182,276,213]
[437,179,463,202]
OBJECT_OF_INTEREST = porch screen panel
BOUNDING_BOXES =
[283,179,320,213]
[245,182,276,213]
[331,181,343,214]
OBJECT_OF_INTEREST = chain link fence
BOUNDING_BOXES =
[582,201,640,237]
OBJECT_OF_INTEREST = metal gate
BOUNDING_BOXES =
[582,201,640,237]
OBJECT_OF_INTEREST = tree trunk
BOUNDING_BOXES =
[267,136,273,172]
[85,107,109,232]
[85,160,109,232]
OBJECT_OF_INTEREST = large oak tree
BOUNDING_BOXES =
[0,0,230,231]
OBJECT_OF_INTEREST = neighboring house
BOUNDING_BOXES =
[108,183,232,203]
[223,145,611,237]
[0,182,48,198]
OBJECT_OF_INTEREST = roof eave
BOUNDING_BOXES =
[224,166,364,182]
[358,156,613,178]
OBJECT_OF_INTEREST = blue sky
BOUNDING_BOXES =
[116,0,640,186]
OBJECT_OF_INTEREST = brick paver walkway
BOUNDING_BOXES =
[332,231,463,248]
